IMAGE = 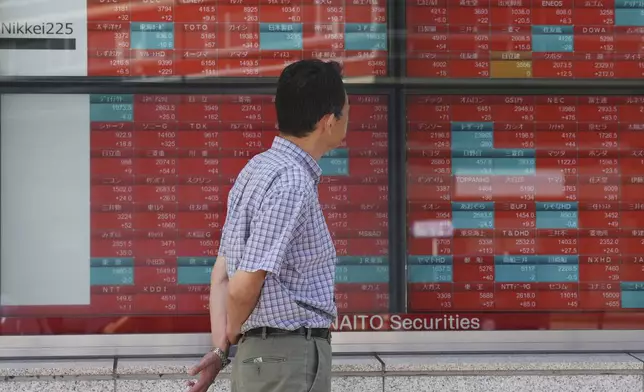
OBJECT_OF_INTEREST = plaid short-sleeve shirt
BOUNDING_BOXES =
[219,136,337,332]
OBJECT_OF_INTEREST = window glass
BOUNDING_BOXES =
[405,1,641,79]
[0,92,389,335]
[406,94,644,331]
[0,0,388,77]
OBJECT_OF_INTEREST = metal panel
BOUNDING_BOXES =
[387,87,403,313]
[398,90,408,311]
[4,330,644,358]
[386,0,399,79]
[6,77,644,90]
[0,93,2,303]
[0,81,391,95]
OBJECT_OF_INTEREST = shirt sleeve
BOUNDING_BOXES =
[217,222,227,258]
[238,187,310,276]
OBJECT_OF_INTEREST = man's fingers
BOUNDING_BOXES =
[188,353,214,376]
[186,378,208,392]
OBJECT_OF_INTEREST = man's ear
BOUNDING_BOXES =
[325,114,335,131]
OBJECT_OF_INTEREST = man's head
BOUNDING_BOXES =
[275,60,348,158]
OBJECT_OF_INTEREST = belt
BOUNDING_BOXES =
[244,327,331,340]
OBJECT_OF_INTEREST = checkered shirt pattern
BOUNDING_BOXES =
[220,136,337,332]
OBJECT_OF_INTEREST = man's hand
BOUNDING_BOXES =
[186,351,224,392]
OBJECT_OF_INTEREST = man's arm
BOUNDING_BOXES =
[226,270,266,339]
[210,255,229,350]
[226,187,309,336]
[186,255,230,392]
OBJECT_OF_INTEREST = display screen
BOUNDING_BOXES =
[87,0,388,77]
[406,1,644,78]
[0,93,388,334]
[407,94,644,315]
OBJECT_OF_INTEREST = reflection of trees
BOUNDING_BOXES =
[0,315,133,335]
[102,317,130,334]
[91,2,385,76]
[0,316,53,335]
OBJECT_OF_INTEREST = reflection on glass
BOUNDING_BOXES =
[0,93,390,335]
[405,2,644,79]
[86,0,389,77]
[406,94,644,331]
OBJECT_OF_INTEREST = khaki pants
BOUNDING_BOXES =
[231,333,332,392]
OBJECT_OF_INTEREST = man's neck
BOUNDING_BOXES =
[278,133,326,161]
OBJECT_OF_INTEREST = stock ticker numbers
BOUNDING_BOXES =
[407,0,644,78]
[406,95,644,313]
[89,93,389,315]
[87,0,388,77]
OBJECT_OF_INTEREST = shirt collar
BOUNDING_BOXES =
[271,136,322,183]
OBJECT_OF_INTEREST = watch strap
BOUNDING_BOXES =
[211,347,230,368]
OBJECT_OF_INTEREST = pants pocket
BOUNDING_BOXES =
[307,338,332,392]
[234,336,308,392]
[242,356,286,364]
[238,356,289,392]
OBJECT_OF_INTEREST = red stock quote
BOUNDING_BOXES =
[407,95,644,325]
[87,0,388,77]
[0,93,388,324]
[406,0,644,78]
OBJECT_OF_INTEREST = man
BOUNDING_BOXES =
[186,59,348,392]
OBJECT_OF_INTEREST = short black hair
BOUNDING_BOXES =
[275,59,346,138]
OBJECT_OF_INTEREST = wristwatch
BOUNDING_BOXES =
[211,347,231,368]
